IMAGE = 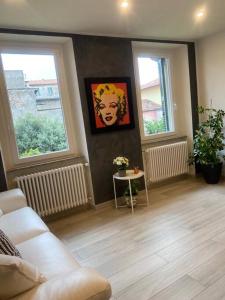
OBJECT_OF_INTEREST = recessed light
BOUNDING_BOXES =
[196,10,204,18]
[195,7,207,21]
[121,0,129,8]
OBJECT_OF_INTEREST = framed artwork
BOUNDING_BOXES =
[85,77,135,134]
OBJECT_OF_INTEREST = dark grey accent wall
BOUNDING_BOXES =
[73,36,143,204]
[0,151,7,192]
[187,44,199,135]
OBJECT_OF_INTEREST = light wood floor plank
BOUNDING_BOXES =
[157,214,225,262]
[116,240,225,300]
[149,275,205,300]
[213,230,225,244]
[49,176,225,299]
[92,226,191,278]
[192,274,225,300]
[189,249,225,287]
[109,254,167,295]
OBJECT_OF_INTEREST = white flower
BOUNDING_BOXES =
[113,156,129,167]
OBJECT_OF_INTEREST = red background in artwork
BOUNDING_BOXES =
[91,82,131,129]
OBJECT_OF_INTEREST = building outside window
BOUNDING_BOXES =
[27,79,61,111]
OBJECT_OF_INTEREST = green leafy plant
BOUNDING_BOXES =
[14,113,68,158]
[124,180,139,197]
[189,106,225,166]
[144,118,166,135]
[20,148,41,158]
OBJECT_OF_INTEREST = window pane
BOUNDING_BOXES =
[137,57,172,136]
[1,53,69,158]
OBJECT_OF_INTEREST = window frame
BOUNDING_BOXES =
[133,47,177,142]
[0,41,77,167]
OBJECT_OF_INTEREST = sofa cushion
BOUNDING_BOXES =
[17,232,80,279]
[0,254,46,299]
[0,209,3,217]
[0,229,21,257]
[0,207,49,244]
[11,268,112,300]
[0,188,27,214]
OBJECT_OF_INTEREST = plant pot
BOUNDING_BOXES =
[118,169,126,177]
[125,196,137,208]
[201,162,223,184]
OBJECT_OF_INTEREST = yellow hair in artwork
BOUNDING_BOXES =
[93,83,127,117]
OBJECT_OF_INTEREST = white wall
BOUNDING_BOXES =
[63,40,94,204]
[197,31,225,109]
[172,45,193,148]
[197,31,225,175]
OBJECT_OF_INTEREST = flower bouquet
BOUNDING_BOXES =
[113,156,129,177]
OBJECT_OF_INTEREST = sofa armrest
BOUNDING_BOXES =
[14,268,112,300]
[0,189,27,214]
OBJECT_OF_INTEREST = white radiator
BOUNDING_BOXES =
[16,163,88,217]
[144,141,189,183]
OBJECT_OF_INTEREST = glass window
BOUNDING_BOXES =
[47,87,53,96]
[136,56,174,137]
[1,53,69,159]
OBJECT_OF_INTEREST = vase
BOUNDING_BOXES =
[201,162,223,184]
[118,169,126,177]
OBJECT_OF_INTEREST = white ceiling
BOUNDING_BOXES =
[0,0,225,40]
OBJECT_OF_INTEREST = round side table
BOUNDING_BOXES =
[113,170,149,214]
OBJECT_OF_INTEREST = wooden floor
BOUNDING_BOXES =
[49,176,225,300]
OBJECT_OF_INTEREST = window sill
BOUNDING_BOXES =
[142,131,177,143]
[141,134,188,148]
[7,153,84,173]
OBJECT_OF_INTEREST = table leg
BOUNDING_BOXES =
[144,173,149,206]
[129,179,134,214]
[113,177,118,209]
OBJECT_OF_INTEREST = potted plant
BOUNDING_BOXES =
[189,106,225,184]
[113,156,129,177]
[124,180,139,207]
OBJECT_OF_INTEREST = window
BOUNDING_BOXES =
[0,45,76,164]
[47,87,53,96]
[135,53,175,139]
[34,88,40,96]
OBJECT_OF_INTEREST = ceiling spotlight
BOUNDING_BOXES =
[196,10,204,18]
[121,0,129,8]
[195,7,207,20]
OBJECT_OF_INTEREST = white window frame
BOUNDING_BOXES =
[0,41,77,167]
[133,47,177,142]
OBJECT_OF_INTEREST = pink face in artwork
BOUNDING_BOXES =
[99,93,119,126]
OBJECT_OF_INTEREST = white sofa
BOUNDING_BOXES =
[0,189,111,300]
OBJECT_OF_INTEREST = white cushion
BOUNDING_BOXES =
[0,254,46,299]
[0,207,49,244]
[12,269,112,300]
[17,232,80,279]
[0,208,3,217]
[0,189,27,214]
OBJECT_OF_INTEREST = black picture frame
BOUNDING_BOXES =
[85,77,135,134]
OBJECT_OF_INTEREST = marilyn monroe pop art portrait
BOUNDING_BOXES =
[85,77,135,134]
